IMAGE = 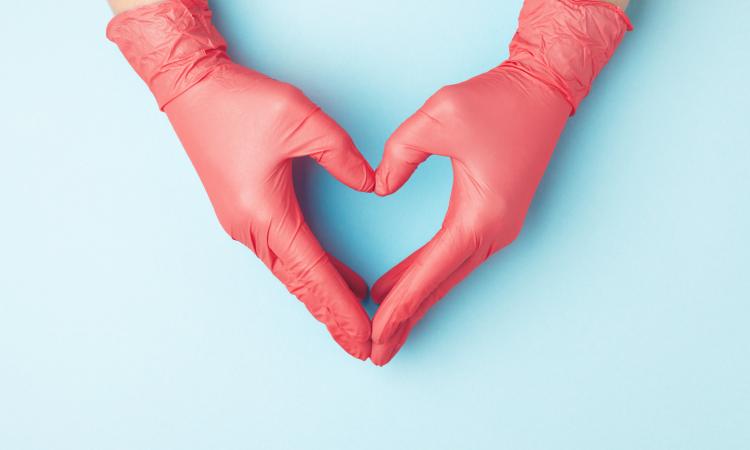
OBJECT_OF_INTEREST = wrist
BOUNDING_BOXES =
[505,0,632,114]
[107,0,229,110]
[108,0,166,14]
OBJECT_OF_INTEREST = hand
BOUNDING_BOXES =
[370,65,569,365]
[370,0,631,365]
[108,0,374,359]
[167,66,375,359]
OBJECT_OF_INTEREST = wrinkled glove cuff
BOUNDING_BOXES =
[106,0,229,110]
[503,0,633,115]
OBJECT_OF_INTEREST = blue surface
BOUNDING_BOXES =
[1,1,749,449]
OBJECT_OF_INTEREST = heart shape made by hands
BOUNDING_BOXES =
[108,0,631,365]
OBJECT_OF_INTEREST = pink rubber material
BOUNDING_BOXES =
[503,0,632,114]
[370,0,631,365]
[108,0,375,359]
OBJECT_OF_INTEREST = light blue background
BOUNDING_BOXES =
[1,1,749,449]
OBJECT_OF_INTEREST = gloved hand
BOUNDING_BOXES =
[107,0,375,359]
[370,0,632,365]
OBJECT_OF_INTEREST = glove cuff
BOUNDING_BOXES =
[106,0,229,110]
[503,0,633,115]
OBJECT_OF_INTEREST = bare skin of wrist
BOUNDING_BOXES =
[108,0,163,14]
[605,0,630,9]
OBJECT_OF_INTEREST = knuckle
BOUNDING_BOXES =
[327,128,353,149]
[383,133,404,153]
[216,192,266,241]
[276,81,305,100]
[461,195,525,246]
[383,137,408,159]
[503,219,524,245]
[269,82,310,116]
[427,84,464,116]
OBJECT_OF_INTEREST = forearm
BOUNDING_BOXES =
[108,0,163,14]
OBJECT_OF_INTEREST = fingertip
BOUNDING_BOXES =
[370,272,395,305]
[370,279,387,305]
[346,274,369,302]
[328,322,372,360]
[358,160,376,193]
[342,138,376,193]
[374,180,390,197]
[374,168,390,196]
[370,344,394,366]
[340,143,375,193]
[374,156,415,196]
[313,134,376,193]
[372,285,422,343]
[355,283,370,303]
[342,339,372,361]
[297,278,371,343]
[347,339,372,361]
[372,308,404,345]
[375,166,402,197]
[370,272,399,306]
[371,322,410,366]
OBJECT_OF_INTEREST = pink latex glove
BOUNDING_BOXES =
[107,0,375,359]
[370,0,632,365]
